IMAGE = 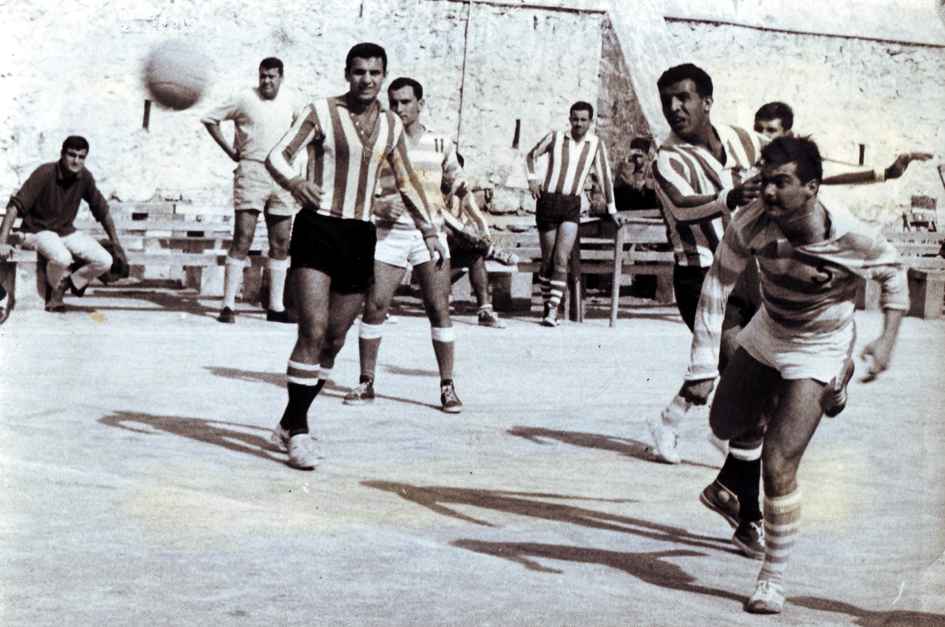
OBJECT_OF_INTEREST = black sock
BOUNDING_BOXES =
[359,374,373,384]
[441,378,453,387]
[279,381,325,436]
[737,458,763,522]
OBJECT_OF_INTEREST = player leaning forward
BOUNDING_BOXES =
[680,136,908,614]
[343,76,474,412]
[265,43,445,470]
[202,56,303,324]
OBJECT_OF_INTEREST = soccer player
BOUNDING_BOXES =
[754,101,932,184]
[647,63,769,558]
[680,136,907,613]
[0,135,127,312]
[526,101,616,326]
[264,44,445,470]
[202,57,303,324]
[342,76,476,412]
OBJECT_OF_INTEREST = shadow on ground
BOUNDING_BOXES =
[98,410,285,465]
[361,480,736,555]
[508,425,718,470]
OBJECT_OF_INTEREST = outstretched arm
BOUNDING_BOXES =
[822,152,933,186]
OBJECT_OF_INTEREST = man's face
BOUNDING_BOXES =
[754,117,788,140]
[659,79,711,139]
[388,86,422,128]
[345,57,386,104]
[569,110,592,139]
[59,148,87,176]
[760,160,818,221]
[258,67,283,99]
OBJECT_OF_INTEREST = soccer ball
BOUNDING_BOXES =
[143,40,211,110]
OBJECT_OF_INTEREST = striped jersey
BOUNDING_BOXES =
[373,128,466,231]
[653,125,765,267]
[526,129,616,213]
[266,96,435,234]
[686,199,908,380]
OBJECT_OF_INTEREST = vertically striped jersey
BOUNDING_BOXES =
[686,200,908,380]
[653,125,765,267]
[266,97,435,234]
[373,129,466,231]
[526,130,616,213]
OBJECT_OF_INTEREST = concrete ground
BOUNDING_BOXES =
[1,288,943,626]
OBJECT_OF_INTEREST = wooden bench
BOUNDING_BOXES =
[858,230,945,319]
[481,211,673,325]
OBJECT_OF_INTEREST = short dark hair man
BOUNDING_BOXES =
[526,100,616,326]
[265,43,445,470]
[202,56,303,324]
[0,136,127,312]
[679,136,908,614]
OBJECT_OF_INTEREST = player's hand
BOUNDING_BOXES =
[679,378,715,405]
[727,175,761,209]
[528,180,541,200]
[111,242,128,264]
[425,235,448,269]
[0,243,13,260]
[289,178,323,207]
[885,152,933,179]
[859,338,894,382]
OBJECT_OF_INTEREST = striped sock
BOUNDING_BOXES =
[758,489,802,586]
[538,275,551,306]
[281,361,322,435]
[548,279,567,308]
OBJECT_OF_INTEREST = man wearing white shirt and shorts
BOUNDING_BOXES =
[202,57,303,323]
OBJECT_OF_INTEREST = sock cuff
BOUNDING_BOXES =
[267,256,290,271]
[287,361,320,385]
[431,326,455,342]
[729,443,763,461]
[765,489,802,514]
[549,279,567,289]
[318,367,333,381]
[226,255,247,268]
[359,320,385,339]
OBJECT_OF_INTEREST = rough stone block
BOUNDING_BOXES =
[907,268,944,319]
[491,272,533,312]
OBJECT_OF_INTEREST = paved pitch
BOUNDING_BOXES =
[1,289,943,626]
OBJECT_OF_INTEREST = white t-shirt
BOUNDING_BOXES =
[202,86,303,163]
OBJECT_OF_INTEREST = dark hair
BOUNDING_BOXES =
[346,42,387,73]
[755,101,794,131]
[259,57,284,76]
[388,76,423,100]
[629,137,652,152]
[761,136,823,183]
[61,135,89,154]
[570,101,594,118]
[657,63,713,98]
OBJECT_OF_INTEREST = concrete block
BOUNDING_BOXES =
[492,272,533,312]
[855,277,881,311]
[907,269,944,319]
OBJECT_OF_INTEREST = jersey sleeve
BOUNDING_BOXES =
[386,123,436,236]
[590,139,616,214]
[526,132,555,181]
[200,95,240,125]
[266,103,322,190]
[653,148,731,224]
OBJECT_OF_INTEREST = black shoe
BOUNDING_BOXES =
[440,381,463,413]
[217,307,236,324]
[266,308,292,323]
[66,276,88,298]
[732,519,766,560]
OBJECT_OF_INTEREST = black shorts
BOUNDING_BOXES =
[446,230,489,269]
[289,210,377,294]
[535,192,581,231]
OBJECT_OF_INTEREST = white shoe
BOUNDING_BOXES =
[287,434,318,470]
[707,432,729,457]
[745,580,784,614]
[647,417,681,464]
[271,423,290,452]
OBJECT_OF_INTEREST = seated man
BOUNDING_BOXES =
[0,136,127,312]
[613,136,659,212]
[444,157,517,328]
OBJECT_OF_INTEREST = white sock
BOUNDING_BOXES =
[223,256,245,309]
[267,257,290,312]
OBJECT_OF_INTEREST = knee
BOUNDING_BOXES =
[362,296,388,324]
[230,233,254,256]
[322,330,347,358]
[426,303,450,327]
[297,316,326,345]
[762,448,801,495]
[44,249,73,268]
[93,252,113,273]
[268,236,290,259]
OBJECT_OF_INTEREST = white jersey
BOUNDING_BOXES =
[202,86,303,163]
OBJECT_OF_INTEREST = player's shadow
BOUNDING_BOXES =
[451,539,744,605]
[98,410,284,464]
[205,366,440,411]
[71,287,218,317]
[507,426,718,470]
[381,364,440,378]
[790,596,945,626]
[361,480,739,556]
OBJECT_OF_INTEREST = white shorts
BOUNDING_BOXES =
[233,160,297,216]
[374,227,450,269]
[737,308,854,383]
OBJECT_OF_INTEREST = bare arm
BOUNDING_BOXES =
[0,204,18,258]
[822,152,933,186]
[203,122,239,162]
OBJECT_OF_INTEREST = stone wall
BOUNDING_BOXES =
[664,20,945,225]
